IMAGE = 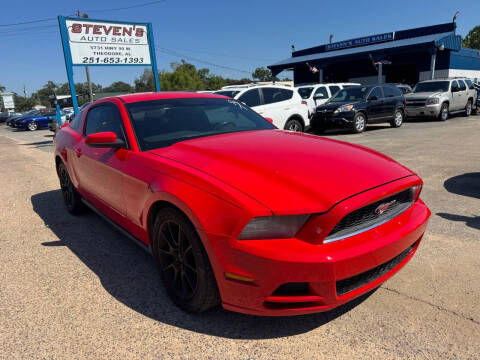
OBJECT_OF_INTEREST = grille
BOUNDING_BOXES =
[336,241,417,296]
[325,188,414,243]
[406,100,426,107]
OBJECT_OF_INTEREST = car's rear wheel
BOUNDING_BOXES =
[465,100,472,117]
[152,208,220,313]
[352,113,367,133]
[27,121,38,131]
[57,162,86,214]
[439,103,449,121]
[390,109,404,128]
[284,118,303,132]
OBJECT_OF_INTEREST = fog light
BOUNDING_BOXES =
[225,272,255,283]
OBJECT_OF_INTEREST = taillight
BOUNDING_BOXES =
[403,98,407,106]
[301,101,307,105]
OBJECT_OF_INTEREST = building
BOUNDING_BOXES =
[268,23,480,86]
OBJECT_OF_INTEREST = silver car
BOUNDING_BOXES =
[405,78,476,120]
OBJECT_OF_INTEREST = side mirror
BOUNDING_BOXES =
[85,131,124,149]
[368,96,378,101]
[265,117,273,124]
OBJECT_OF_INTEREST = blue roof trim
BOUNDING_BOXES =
[269,31,454,70]
[435,34,462,51]
[450,48,480,71]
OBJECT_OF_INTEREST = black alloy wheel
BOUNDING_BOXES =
[57,162,85,214]
[152,208,220,313]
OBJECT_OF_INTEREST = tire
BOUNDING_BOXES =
[27,121,38,131]
[152,207,220,313]
[438,103,449,121]
[465,100,472,117]
[57,162,86,215]
[352,112,367,133]
[284,118,303,132]
[390,109,404,128]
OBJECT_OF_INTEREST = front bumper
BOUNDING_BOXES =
[205,183,430,316]
[311,111,355,129]
[405,104,441,118]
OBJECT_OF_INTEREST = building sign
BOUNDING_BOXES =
[65,20,151,65]
[1,93,15,109]
[326,32,394,51]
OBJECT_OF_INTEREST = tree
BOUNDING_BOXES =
[160,60,204,91]
[463,25,480,49]
[102,81,134,93]
[252,67,272,81]
[13,94,36,112]
[0,84,5,92]
[135,69,155,92]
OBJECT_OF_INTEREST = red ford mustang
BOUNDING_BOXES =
[54,92,430,316]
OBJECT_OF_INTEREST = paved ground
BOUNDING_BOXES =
[0,115,479,359]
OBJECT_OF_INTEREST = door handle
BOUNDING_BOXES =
[75,148,82,157]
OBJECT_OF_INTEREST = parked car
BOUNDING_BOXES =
[0,112,20,123]
[54,92,430,316]
[214,84,309,131]
[295,83,360,119]
[311,84,406,133]
[405,78,476,120]
[14,109,56,131]
[392,83,413,94]
[6,111,34,127]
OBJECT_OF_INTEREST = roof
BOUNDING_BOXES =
[115,91,228,104]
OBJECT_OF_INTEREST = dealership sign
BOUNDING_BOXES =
[65,20,151,65]
[326,32,395,51]
[1,93,15,109]
[58,16,160,113]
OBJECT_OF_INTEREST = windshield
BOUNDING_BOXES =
[329,86,369,102]
[126,97,276,151]
[412,81,449,93]
[214,90,241,98]
[297,87,314,99]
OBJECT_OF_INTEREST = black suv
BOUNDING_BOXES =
[311,84,406,133]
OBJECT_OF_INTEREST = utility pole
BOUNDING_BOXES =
[329,34,334,44]
[77,10,93,102]
[23,84,27,98]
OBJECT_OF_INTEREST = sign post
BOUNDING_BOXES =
[57,16,160,114]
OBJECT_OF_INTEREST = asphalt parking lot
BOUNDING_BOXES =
[1,116,479,359]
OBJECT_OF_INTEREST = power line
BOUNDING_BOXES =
[156,47,252,75]
[165,46,276,62]
[0,0,167,27]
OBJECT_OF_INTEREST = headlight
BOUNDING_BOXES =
[426,98,439,105]
[238,215,310,240]
[334,104,354,113]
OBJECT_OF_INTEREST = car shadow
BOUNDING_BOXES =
[308,124,391,136]
[444,173,480,200]
[436,213,480,231]
[31,190,376,339]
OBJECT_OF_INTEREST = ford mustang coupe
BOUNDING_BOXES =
[54,92,430,316]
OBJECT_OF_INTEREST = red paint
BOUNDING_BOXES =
[85,131,117,145]
[54,92,430,316]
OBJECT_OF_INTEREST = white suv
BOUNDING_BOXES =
[214,84,309,132]
[295,83,360,118]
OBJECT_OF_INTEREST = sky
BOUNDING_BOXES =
[1,0,479,95]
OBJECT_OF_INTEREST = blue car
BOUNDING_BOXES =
[14,109,56,131]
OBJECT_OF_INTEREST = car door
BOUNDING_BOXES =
[457,80,468,109]
[312,86,329,108]
[259,87,297,129]
[366,86,385,121]
[73,102,129,216]
[381,86,397,118]
[450,81,462,110]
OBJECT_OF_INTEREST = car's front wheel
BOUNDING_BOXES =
[57,162,86,214]
[27,121,38,131]
[284,118,303,132]
[352,112,367,133]
[390,109,404,128]
[465,100,472,117]
[152,208,220,313]
[439,103,449,121]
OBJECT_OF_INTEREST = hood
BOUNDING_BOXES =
[149,130,414,214]
[317,101,354,110]
[405,91,443,99]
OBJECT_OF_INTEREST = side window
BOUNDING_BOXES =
[238,89,261,107]
[382,86,395,97]
[329,85,340,95]
[369,87,383,99]
[278,89,293,101]
[458,80,466,91]
[465,79,473,89]
[314,86,329,98]
[84,104,127,144]
[69,110,84,132]
[451,81,459,91]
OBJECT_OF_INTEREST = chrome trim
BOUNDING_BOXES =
[323,201,413,244]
